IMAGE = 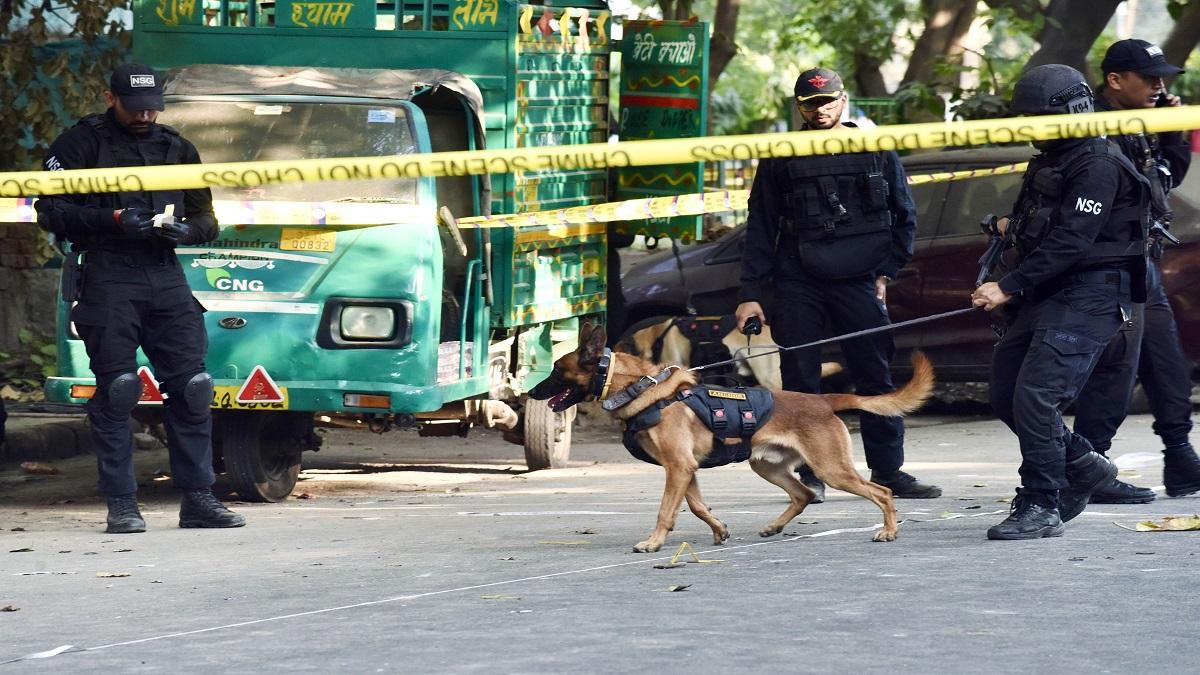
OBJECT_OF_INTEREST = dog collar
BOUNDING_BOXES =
[589,348,613,401]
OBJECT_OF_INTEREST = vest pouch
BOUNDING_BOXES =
[864,172,889,212]
[797,216,892,279]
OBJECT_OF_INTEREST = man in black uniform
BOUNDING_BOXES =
[1071,39,1200,504]
[36,64,244,533]
[735,67,941,502]
[973,64,1149,540]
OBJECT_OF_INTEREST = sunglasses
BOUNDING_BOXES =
[797,93,843,112]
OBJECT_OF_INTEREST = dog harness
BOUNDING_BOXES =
[651,315,739,365]
[614,383,776,469]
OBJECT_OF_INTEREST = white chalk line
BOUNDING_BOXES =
[1,510,1004,666]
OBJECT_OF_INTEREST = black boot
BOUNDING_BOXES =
[1164,444,1200,498]
[987,488,1064,540]
[106,494,146,534]
[1058,451,1118,522]
[179,488,246,529]
[1089,477,1156,504]
[870,469,943,499]
[796,465,825,504]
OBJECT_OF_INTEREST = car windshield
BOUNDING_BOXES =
[160,100,419,204]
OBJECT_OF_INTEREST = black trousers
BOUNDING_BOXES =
[1073,262,1194,451]
[990,271,1129,491]
[770,271,903,472]
[72,250,213,497]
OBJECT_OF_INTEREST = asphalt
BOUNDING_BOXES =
[2,409,1199,672]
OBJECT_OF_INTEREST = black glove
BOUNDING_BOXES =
[115,208,157,238]
[154,217,193,245]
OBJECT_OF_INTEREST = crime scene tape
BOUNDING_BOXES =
[0,106,1195,197]
[455,162,1030,228]
[0,162,1031,228]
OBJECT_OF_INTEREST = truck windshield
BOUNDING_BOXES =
[161,100,419,204]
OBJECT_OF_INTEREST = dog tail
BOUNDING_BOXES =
[824,351,934,417]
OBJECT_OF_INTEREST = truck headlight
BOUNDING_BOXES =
[318,298,412,350]
[341,306,395,340]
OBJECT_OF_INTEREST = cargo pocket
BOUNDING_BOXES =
[1038,329,1104,402]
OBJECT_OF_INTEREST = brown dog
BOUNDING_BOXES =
[530,322,934,552]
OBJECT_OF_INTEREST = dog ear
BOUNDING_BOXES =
[579,322,608,365]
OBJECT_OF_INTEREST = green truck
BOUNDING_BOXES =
[41,0,707,501]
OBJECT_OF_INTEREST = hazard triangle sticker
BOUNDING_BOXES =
[236,365,285,404]
[137,366,164,405]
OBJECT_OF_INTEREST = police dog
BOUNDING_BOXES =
[530,322,934,552]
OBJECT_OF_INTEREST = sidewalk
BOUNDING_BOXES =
[0,403,92,465]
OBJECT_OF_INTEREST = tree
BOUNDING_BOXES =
[1022,0,1123,74]
[0,0,129,171]
[1163,0,1200,79]
[653,0,741,90]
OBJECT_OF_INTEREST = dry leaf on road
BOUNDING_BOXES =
[19,462,60,476]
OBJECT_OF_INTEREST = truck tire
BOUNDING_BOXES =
[523,398,575,470]
[218,411,306,502]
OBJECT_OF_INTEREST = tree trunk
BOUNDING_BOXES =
[708,0,741,89]
[854,51,890,98]
[1023,0,1123,74]
[901,0,978,87]
[1162,0,1200,84]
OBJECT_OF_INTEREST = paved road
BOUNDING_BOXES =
[2,413,1198,672]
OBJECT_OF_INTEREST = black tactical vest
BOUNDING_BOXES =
[780,152,892,278]
[1010,138,1149,266]
[81,114,186,213]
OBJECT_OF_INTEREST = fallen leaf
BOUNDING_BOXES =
[19,462,59,476]
[574,528,598,535]
[1069,556,1086,561]
[295,493,312,500]
[973,484,988,488]
[10,528,25,532]
[653,563,685,569]
[498,557,515,561]
[9,548,33,553]
[964,505,982,510]
[667,584,691,592]
[114,549,132,553]
[0,606,18,612]
[1117,515,1200,532]
[96,572,131,578]
[956,497,977,501]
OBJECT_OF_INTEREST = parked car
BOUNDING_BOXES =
[621,147,1200,381]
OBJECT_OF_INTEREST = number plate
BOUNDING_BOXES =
[212,386,290,410]
[280,228,336,252]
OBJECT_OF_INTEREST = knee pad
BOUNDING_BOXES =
[105,373,143,416]
[181,372,214,417]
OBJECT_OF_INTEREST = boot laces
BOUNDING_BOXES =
[186,489,227,511]
[109,495,141,517]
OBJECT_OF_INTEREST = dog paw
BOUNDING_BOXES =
[872,530,897,542]
[712,526,729,545]
[758,525,782,538]
[633,539,662,553]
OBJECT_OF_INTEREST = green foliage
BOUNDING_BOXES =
[0,1,131,171]
[0,328,56,398]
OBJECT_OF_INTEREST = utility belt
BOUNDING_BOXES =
[61,247,178,302]
[1030,268,1132,304]
[777,214,891,280]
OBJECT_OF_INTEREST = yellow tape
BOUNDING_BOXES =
[1,107,1195,197]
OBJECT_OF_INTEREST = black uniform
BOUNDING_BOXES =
[36,109,218,498]
[739,124,917,473]
[1072,95,1193,455]
[989,135,1149,493]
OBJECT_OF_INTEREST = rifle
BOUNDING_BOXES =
[975,213,1009,288]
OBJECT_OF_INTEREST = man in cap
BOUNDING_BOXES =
[36,63,245,533]
[973,64,1150,539]
[1069,39,1200,504]
[735,67,941,503]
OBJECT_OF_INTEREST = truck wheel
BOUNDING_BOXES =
[218,411,306,502]
[523,398,575,470]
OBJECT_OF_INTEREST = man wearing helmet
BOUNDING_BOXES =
[971,64,1150,540]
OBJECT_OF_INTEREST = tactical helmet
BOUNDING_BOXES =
[1011,64,1094,115]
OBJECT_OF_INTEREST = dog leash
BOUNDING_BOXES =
[689,306,982,373]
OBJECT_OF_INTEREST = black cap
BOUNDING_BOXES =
[1100,39,1184,77]
[795,68,844,102]
[109,63,165,112]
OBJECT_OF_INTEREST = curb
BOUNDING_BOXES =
[0,417,94,465]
